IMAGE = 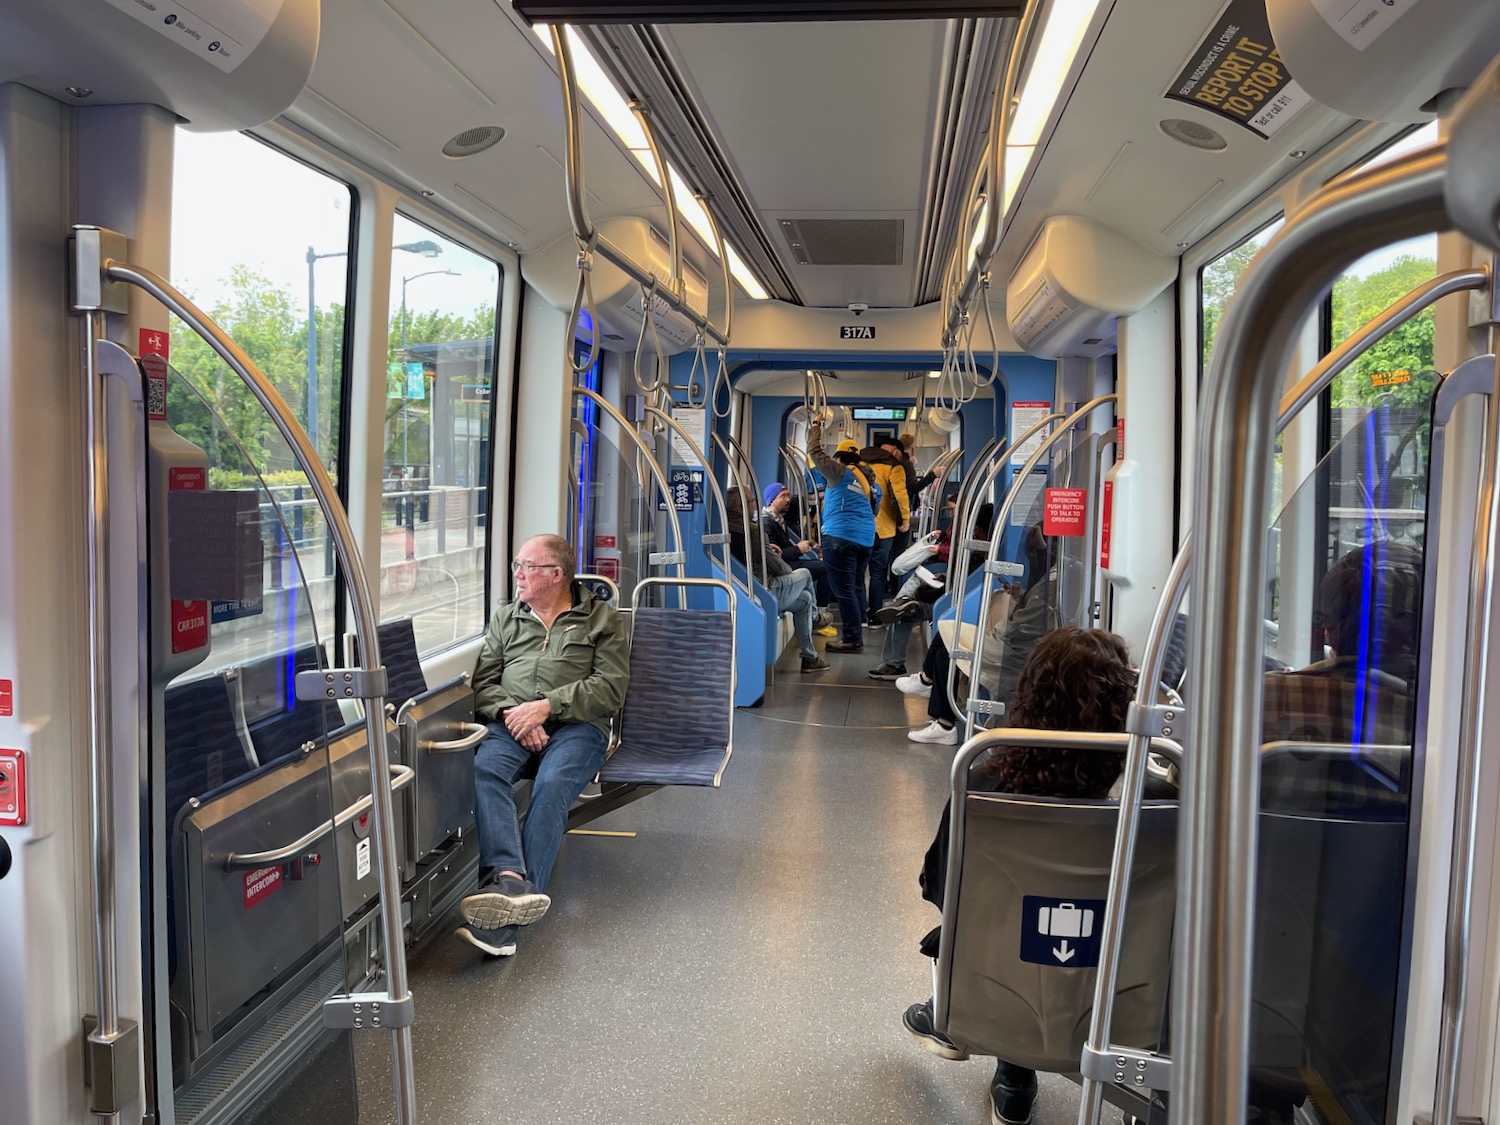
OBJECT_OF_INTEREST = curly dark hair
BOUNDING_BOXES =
[981,626,1137,799]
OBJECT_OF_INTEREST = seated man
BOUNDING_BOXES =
[727,488,829,674]
[761,481,832,608]
[457,533,629,958]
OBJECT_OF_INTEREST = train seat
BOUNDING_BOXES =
[598,602,735,787]
[936,792,1178,1073]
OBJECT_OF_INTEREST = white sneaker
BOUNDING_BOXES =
[908,720,959,745]
[895,673,933,698]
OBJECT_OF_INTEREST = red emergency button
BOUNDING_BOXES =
[0,750,27,826]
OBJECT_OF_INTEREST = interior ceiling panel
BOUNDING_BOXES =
[286,0,668,253]
[779,218,906,266]
[986,0,1364,299]
[660,19,946,308]
[511,1,1023,22]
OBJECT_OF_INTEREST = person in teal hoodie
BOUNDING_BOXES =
[808,418,878,652]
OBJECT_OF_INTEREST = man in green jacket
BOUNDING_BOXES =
[457,533,629,958]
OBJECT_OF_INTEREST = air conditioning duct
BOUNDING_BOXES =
[522,217,711,355]
[1005,216,1174,359]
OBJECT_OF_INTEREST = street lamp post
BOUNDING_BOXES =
[304,239,443,459]
[398,268,458,475]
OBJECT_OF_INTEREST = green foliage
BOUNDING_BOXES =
[1200,240,1261,368]
[1329,254,1437,408]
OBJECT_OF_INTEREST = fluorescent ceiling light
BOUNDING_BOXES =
[1009,0,1104,148]
[535,24,771,301]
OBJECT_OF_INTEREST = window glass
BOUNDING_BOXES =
[381,215,501,655]
[170,129,355,653]
[1200,218,1283,375]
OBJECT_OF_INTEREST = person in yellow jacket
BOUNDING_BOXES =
[858,434,911,622]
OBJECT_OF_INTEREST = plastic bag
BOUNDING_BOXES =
[892,532,941,576]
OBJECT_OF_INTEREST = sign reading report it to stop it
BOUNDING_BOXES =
[1043,487,1089,537]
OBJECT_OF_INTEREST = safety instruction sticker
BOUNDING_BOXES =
[1010,470,1049,529]
[1310,0,1417,50]
[356,838,372,880]
[1165,0,1312,139]
[143,353,170,422]
[1010,402,1053,467]
[671,407,706,467]
[169,467,210,653]
[102,0,285,74]
[1019,896,1105,967]
[0,679,11,718]
[243,865,283,909]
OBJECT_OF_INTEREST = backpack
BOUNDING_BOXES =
[850,464,882,516]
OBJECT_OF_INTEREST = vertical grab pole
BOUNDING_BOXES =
[1432,311,1500,1125]
[1174,148,1449,1123]
[101,262,419,1123]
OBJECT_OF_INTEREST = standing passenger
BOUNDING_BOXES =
[809,418,878,652]
[458,534,629,958]
[860,435,911,621]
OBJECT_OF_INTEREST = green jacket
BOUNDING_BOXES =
[472,583,629,735]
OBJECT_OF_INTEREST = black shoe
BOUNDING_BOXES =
[867,662,907,680]
[460,873,551,929]
[825,639,864,653]
[990,1060,1038,1125]
[455,922,517,958]
[877,597,928,623]
[901,1000,969,1061]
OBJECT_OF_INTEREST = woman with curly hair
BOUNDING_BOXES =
[900,626,1138,1125]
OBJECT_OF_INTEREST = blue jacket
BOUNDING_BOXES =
[808,421,877,547]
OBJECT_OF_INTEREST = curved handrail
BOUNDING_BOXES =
[961,395,1117,734]
[778,444,813,549]
[642,405,754,608]
[421,723,489,755]
[550,26,728,347]
[572,387,688,603]
[1176,145,1451,1121]
[918,447,964,538]
[712,432,769,603]
[629,99,683,295]
[102,261,417,1122]
[942,435,1002,589]
[225,765,416,867]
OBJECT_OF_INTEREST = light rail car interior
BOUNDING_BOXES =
[5,1,1500,1123]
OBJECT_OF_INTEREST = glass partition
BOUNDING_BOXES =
[153,361,358,1124]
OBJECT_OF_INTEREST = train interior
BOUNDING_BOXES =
[4,0,1500,1123]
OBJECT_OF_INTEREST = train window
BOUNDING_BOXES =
[169,130,357,658]
[380,214,501,655]
[1199,218,1282,376]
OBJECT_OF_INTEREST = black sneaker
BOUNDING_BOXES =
[990,1060,1038,1125]
[460,873,551,929]
[867,662,907,680]
[902,1000,969,1061]
[455,922,517,958]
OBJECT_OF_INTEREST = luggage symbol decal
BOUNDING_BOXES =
[1019,896,1106,967]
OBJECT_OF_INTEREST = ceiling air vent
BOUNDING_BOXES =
[442,126,506,159]
[1158,118,1228,153]
[778,219,905,266]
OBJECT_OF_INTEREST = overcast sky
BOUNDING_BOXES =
[170,130,500,323]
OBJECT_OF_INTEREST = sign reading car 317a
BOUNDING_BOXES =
[840,325,876,340]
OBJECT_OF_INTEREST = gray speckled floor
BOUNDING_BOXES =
[354,627,1089,1124]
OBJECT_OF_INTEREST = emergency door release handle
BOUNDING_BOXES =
[223,765,415,868]
[421,722,488,754]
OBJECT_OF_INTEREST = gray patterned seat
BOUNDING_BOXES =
[599,604,734,787]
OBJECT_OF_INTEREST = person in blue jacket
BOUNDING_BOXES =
[808,418,878,652]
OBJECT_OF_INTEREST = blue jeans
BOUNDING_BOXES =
[823,536,871,643]
[868,535,895,613]
[474,720,608,892]
[770,568,816,658]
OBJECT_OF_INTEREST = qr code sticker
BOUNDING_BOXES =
[147,375,167,420]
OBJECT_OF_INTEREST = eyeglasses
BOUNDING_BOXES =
[511,561,562,574]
